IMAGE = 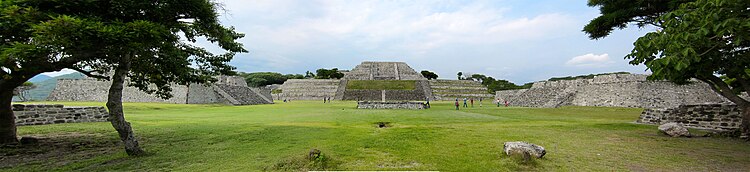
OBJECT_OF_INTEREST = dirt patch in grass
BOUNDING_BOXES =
[0,133,121,169]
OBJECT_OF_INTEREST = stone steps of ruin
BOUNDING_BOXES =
[279,79,340,100]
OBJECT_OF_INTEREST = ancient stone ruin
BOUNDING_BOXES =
[639,104,742,131]
[13,104,109,126]
[47,76,273,105]
[279,61,492,101]
[494,74,727,108]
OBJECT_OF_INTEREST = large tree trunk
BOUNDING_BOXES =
[0,88,18,144]
[107,58,145,156]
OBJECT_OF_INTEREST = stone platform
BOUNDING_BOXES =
[13,104,109,126]
[357,101,428,109]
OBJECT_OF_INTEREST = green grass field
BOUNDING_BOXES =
[346,80,416,90]
[2,101,750,171]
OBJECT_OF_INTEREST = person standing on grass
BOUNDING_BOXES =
[504,100,509,107]
[463,98,468,108]
[425,97,431,109]
[470,98,474,108]
[479,97,482,107]
[497,98,501,107]
[455,99,460,110]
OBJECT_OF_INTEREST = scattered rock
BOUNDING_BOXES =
[503,141,546,159]
[308,149,321,160]
[658,122,691,137]
[19,136,40,145]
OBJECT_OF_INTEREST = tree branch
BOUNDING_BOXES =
[699,75,749,107]
[736,77,750,94]
[71,67,110,80]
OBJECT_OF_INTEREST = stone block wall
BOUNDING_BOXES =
[637,104,741,131]
[495,74,729,108]
[429,80,494,101]
[48,79,188,103]
[343,61,425,80]
[280,79,340,100]
[357,101,428,109]
[47,75,273,105]
[13,104,109,126]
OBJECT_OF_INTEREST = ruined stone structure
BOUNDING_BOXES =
[47,76,273,105]
[279,61,439,101]
[343,61,426,80]
[357,101,428,109]
[429,80,494,101]
[279,79,341,100]
[13,104,109,126]
[495,74,727,108]
[638,104,742,131]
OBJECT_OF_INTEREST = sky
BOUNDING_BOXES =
[47,0,656,84]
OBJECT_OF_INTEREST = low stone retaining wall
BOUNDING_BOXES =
[637,104,742,131]
[13,104,109,126]
[357,101,428,109]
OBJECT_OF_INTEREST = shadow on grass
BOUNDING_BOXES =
[0,132,121,169]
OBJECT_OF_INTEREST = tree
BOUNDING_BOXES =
[585,0,750,137]
[0,0,246,153]
[457,72,464,80]
[469,74,487,82]
[420,70,438,80]
[314,68,344,79]
[583,0,692,39]
[304,71,316,78]
[12,82,35,101]
[238,72,303,87]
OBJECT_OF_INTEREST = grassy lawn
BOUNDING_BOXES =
[346,80,416,90]
[2,101,750,171]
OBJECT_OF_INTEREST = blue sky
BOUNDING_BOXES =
[47,0,656,84]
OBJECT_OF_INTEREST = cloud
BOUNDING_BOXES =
[41,69,76,77]
[565,53,614,67]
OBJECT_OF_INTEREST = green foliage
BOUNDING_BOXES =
[583,0,692,39]
[346,80,416,90]
[548,72,631,81]
[457,72,464,80]
[237,72,303,87]
[0,0,246,99]
[315,68,344,79]
[481,76,530,92]
[625,0,749,93]
[420,70,438,80]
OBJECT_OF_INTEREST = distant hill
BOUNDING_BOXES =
[28,74,53,83]
[12,72,85,101]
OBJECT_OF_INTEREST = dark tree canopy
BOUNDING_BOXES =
[238,72,303,87]
[583,0,692,39]
[315,68,344,79]
[420,70,438,80]
[0,0,246,149]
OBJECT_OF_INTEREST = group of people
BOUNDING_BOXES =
[453,97,509,110]
[323,97,332,103]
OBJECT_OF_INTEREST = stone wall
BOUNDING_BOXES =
[47,76,273,105]
[279,79,340,100]
[342,80,431,101]
[13,104,108,126]
[495,74,729,108]
[48,79,188,103]
[357,101,428,109]
[430,80,494,101]
[637,104,741,131]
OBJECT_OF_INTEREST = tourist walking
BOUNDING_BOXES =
[470,98,474,108]
[497,98,501,107]
[504,100,509,107]
[463,98,468,108]
[479,98,482,107]
[323,97,327,103]
[455,99,460,110]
